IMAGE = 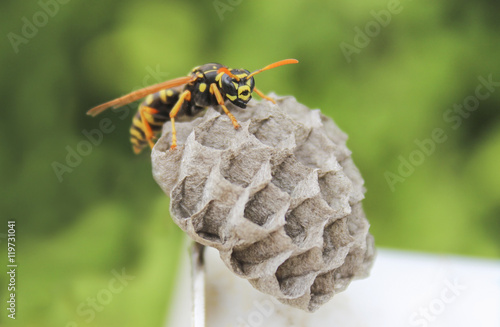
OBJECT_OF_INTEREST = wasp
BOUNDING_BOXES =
[87,59,299,153]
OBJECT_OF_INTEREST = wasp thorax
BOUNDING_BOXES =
[221,69,255,109]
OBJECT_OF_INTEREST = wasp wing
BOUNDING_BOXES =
[87,75,196,117]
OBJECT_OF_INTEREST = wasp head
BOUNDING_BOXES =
[217,59,298,108]
[219,68,255,109]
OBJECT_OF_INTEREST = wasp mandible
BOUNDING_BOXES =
[87,59,299,153]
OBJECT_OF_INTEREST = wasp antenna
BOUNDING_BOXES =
[217,67,240,81]
[247,59,299,79]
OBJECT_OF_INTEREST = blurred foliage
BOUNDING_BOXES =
[0,0,499,326]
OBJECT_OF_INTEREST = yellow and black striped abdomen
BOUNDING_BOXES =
[130,88,180,154]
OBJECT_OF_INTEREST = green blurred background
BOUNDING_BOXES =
[1,0,499,326]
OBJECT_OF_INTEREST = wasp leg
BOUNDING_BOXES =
[169,90,192,150]
[139,105,161,149]
[210,83,240,129]
[253,88,276,104]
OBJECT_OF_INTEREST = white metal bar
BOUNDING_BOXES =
[191,242,206,327]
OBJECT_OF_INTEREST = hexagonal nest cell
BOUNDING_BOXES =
[152,95,375,312]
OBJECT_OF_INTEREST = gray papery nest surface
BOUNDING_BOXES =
[152,94,375,312]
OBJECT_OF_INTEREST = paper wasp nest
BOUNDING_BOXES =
[152,95,375,312]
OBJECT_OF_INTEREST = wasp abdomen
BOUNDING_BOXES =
[130,88,181,154]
